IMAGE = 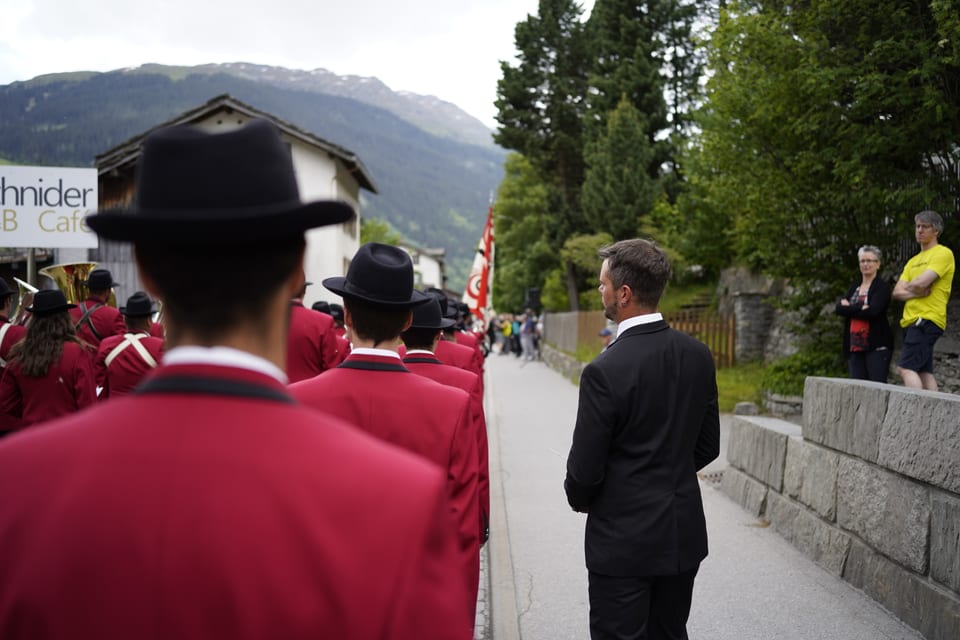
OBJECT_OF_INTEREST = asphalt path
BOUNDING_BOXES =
[483,353,922,640]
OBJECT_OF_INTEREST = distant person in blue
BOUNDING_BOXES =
[834,245,893,382]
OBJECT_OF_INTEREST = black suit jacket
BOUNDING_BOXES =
[565,320,720,577]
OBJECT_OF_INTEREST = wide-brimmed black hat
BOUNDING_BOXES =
[0,277,14,299]
[85,269,118,290]
[323,243,430,308]
[120,291,157,317]
[410,296,456,330]
[311,301,332,315]
[26,289,76,317]
[86,119,355,244]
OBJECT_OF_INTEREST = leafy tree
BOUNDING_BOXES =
[360,217,403,245]
[692,0,960,327]
[581,97,661,241]
[495,0,591,308]
[491,154,557,313]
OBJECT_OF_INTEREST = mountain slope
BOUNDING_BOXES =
[0,65,505,288]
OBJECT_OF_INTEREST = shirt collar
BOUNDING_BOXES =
[162,346,288,384]
[349,347,402,360]
[615,312,663,338]
[403,349,435,356]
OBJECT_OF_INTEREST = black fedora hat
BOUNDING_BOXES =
[311,301,332,315]
[85,269,118,290]
[410,296,456,330]
[120,291,157,317]
[26,289,77,317]
[0,277,14,299]
[86,119,355,244]
[324,243,431,308]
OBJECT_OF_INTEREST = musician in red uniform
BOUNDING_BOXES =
[68,268,125,348]
[401,296,490,545]
[0,289,96,431]
[0,119,471,640]
[313,300,350,364]
[0,278,27,367]
[290,243,481,630]
[285,280,341,382]
[94,291,165,399]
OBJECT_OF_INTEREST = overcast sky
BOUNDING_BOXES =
[0,0,595,130]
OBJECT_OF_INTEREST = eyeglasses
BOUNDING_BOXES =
[859,259,879,263]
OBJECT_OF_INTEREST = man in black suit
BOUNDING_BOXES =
[565,238,720,640]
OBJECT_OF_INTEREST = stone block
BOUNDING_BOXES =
[802,377,888,462]
[783,438,839,521]
[719,467,767,517]
[844,541,960,640]
[725,416,801,492]
[765,492,850,575]
[837,457,930,574]
[931,492,960,593]
[879,387,960,494]
[733,401,758,416]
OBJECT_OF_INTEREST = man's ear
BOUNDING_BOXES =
[401,310,414,333]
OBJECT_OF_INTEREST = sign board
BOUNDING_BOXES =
[0,166,99,248]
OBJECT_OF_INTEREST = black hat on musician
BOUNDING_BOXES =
[409,296,456,330]
[0,277,14,300]
[26,289,76,317]
[120,291,157,317]
[311,301,332,315]
[85,119,355,244]
[323,243,430,308]
[85,269,118,290]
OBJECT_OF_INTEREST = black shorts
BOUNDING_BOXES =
[898,320,944,374]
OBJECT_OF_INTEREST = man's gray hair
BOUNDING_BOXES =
[915,210,944,235]
[858,245,882,261]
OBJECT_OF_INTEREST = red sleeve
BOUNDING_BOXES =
[94,340,111,388]
[72,346,98,410]
[445,393,480,617]
[0,366,23,421]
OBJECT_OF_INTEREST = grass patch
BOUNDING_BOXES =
[716,361,766,413]
[660,282,715,314]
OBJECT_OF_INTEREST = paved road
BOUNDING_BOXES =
[483,354,923,640]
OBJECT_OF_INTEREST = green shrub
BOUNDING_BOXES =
[760,348,845,397]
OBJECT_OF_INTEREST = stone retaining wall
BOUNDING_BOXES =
[721,377,960,640]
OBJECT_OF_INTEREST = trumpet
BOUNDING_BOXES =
[38,263,117,308]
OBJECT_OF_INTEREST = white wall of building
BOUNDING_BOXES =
[291,141,361,308]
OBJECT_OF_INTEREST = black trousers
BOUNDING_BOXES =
[588,566,699,640]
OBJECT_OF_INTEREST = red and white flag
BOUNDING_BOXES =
[462,205,494,323]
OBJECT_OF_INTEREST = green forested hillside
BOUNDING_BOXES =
[0,70,505,288]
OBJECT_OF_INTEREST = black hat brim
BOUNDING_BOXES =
[26,303,77,317]
[86,200,354,245]
[410,317,456,330]
[323,276,432,308]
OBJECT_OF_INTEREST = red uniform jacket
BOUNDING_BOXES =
[149,322,165,339]
[290,352,481,620]
[0,341,96,428]
[0,317,27,365]
[94,332,165,399]
[403,351,490,543]
[0,318,28,432]
[69,298,126,348]
[0,363,471,639]
[285,302,341,382]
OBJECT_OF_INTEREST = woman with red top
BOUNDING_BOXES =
[0,289,96,432]
[835,245,894,382]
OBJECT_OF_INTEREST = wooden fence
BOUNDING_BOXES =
[543,309,736,369]
[664,309,736,369]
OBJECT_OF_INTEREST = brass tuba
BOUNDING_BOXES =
[38,262,117,307]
